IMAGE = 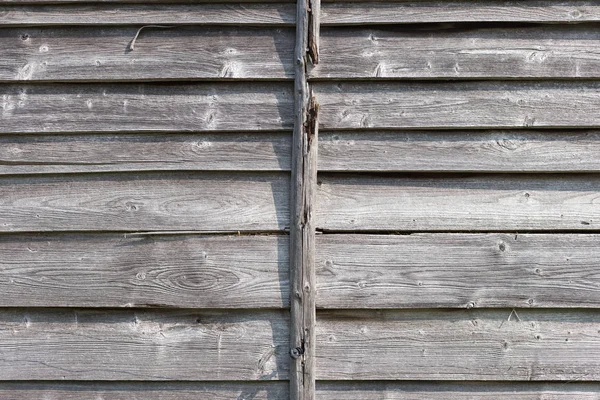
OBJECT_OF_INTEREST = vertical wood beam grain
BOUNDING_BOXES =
[290,0,320,398]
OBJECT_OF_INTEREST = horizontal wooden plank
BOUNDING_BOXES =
[321,1,600,25]
[317,382,600,399]
[0,4,295,26]
[318,130,600,172]
[316,233,600,308]
[315,81,600,130]
[2,27,293,81]
[0,83,293,133]
[0,382,288,399]
[317,309,600,380]
[0,234,288,308]
[0,172,289,232]
[0,309,288,380]
[317,174,600,231]
[313,26,600,79]
[0,133,291,174]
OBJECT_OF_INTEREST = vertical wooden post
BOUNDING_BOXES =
[290,0,319,398]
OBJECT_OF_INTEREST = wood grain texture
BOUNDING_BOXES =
[0,133,291,175]
[0,4,295,26]
[0,382,288,400]
[313,26,600,79]
[0,309,288,380]
[315,82,600,130]
[317,174,600,231]
[316,233,600,309]
[0,83,293,133]
[316,382,600,399]
[0,234,288,308]
[0,172,289,232]
[318,130,600,172]
[317,309,600,380]
[2,27,293,81]
[321,1,600,25]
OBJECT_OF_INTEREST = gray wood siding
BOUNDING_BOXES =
[0,172,289,232]
[316,234,600,308]
[316,174,600,231]
[0,83,293,133]
[0,234,288,308]
[318,130,600,172]
[0,309,289,380]
[0,133,291,175]
[317,309,600,380]
[2,27,293,81]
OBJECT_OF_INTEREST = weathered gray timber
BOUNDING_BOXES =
[2,27,293,81]
[0,234,288,308]
[317,309,600,380]
[316,174,600,231]
[318,130,600,172]
[0,83,293,133]
[317,382,600,399]
[0,382,289,399]
[0,172,289,232]
[0,133,291,175]
[316,234,600,308]
[321,1,600,25]
[0,4,295,26]
[313,26,600,79]
[289,0,319,396]
[0,309,288,380]
[315,82,600,130]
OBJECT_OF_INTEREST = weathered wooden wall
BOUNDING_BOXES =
[311,0,600,398]
[0,2,293,398]
[3,0,600,398]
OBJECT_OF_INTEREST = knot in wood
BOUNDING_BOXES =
[290,346,304,359]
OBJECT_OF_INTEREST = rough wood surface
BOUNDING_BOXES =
[0,4,295,26]
[315,82,600,130]
[317,309,600,380]
[321,1,600,25]
[0,309,288,380]
[0,382,288,399]
[318,130,600,172]
[0,172,289,232]
[0,133,291,175]
[0,83,293,133]
[2,27,293,81]
[290,0,319,397]
[316,233,600,309]
[313,26,600,79]
[0,234,288,308]
[317,382,600,399]
[317,174,600,231]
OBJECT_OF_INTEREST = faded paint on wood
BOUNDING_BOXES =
[317,309,600,380]
[321,1,600,25]
[0,133,291,175]
[0,4,295,26]
[0,83,293,133]
[0,382,289,399]
[317,382,600,399]
[0,309,288,380]
[0,234,289,308]
[3,27,293,81]
[313,26,600,79]
[317,174,600,231]
[316,234,600,309]
[0,172,289,232]
[315,82,600,130]
[318,130,600,172]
